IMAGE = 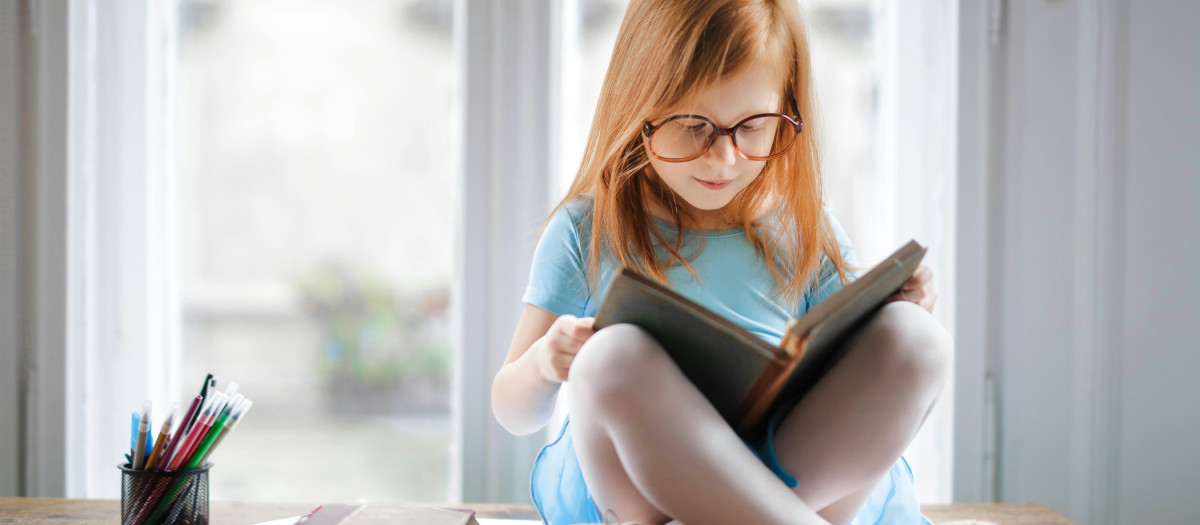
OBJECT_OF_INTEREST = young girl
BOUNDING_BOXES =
[492,1,949,524]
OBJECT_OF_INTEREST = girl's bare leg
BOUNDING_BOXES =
[774,301,951,524]
[568,324,830,525]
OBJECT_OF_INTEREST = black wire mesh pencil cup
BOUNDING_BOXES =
[119,463,211,525]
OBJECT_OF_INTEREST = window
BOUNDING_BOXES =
[30,0,951,504]
[174,0,458,502]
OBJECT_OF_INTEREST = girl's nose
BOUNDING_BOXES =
[703,133,738,168]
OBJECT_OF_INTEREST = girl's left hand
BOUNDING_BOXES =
[888,262,936,314]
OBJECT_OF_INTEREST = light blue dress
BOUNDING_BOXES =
[523,198,932,525]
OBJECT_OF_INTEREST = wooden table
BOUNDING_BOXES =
[0,498,1074,524]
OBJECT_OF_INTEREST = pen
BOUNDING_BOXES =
[168,392,225,471]
[188,394,241,468]
[199,398,251,465]
[180,392,228,465]
[198,376,216,424]
[132,401,151,470]
[128,412,137,467]
[163,393,215,471]
[184,374,214,435]
[156,395,201,471]
[144,402,178,471]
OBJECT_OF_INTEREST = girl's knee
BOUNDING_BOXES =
[570,323,668,402]
[865,301,952,389]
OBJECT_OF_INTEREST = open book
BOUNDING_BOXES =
[593,240,927,442]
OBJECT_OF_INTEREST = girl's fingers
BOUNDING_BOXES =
[568,317,596,341]
[555,352,574,369]
[557,354,575,381]
[887,282,936,313]
[903,264,933,290]
[890,288,919,303]
[554,315,595,342]
[571,324,595,341]
[539,352,568,383]
[551,339,581,357]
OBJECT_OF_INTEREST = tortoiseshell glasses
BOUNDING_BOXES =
[642,111,803,163]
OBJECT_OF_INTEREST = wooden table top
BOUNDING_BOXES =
[0,498,1074,524]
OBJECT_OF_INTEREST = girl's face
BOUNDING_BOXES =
[644,65,782,220]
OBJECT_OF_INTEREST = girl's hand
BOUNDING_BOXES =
[888,262,936,314]
[535,315,596,383]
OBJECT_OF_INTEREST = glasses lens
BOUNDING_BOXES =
[650,116,714,160]
[734,115,795,158]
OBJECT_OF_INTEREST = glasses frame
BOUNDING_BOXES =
[641,97,804,163]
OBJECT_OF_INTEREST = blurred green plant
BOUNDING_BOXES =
[295,263,451,392]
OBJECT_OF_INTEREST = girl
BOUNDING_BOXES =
[492,1,949,524]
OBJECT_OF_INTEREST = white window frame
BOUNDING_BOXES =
[454,0,560,504]
[76,0,179,499]
[875,0,959,504]
[953,0,996,504]
[0,0,178,499]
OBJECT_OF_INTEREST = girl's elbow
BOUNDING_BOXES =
[491,375,540,436]
[492,402,543,436]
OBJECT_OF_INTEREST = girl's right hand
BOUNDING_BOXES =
[535,314,596,383]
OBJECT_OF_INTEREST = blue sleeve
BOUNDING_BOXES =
[807,210,858,310]
[522,204,591,317]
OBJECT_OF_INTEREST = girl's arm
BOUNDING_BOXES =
[492,303,595,435]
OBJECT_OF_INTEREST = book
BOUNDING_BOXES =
[593,240,927,442]
[293,503,480,525]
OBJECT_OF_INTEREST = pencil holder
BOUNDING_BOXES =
[119,463,211,525]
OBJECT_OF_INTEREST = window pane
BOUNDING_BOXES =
[174,0,457,502]
[557,0,628,196]
[807,0,881,262]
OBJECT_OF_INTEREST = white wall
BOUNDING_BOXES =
[958,0,1200,523]
[1115,3,1200,522]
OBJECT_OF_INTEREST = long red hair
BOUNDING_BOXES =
[547,0,850,308]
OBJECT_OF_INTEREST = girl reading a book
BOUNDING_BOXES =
[492,1,949,524]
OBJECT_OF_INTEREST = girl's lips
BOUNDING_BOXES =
[694,177,733,190]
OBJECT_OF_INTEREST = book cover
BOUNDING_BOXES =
[295,503,479,525]
[593,240,927,441]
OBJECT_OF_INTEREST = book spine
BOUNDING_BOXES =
[735,336,809,439]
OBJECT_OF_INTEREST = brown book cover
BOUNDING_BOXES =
[593,240,927,442]
[296,503,480,525]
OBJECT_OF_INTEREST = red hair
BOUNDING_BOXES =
[547,0,850,308]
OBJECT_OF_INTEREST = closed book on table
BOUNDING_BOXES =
[593,240,927,442]
[295,503,479,525]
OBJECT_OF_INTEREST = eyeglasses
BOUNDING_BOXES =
[642,112,803,163]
